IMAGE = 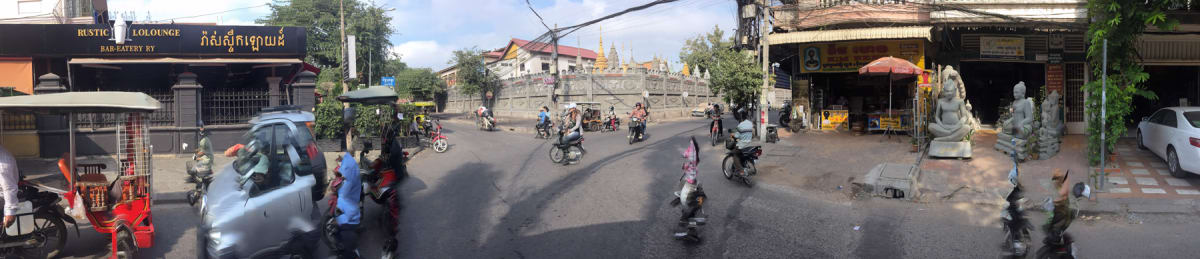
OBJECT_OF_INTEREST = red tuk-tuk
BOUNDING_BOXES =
[0,92,159,258]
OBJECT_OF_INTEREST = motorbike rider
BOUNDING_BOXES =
[382,111,408,182]
[1043,169,1089,246]
[678,137,700,223]
[559,103,583,160]
[335,131,362,259]
[631,103,648,137]
[537,106,551,131]
[708,103,723,135]
[188,125,214,179]
[730,111,755,176]
[477,106,494,126]
[0,145,18,228]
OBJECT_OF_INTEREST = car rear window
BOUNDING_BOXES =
[1184,112,1200,128]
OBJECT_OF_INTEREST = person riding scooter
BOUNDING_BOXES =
[729,111,755,176]
[186,125,214,206]
[630,103,648,138]
[1043,169,1089,244]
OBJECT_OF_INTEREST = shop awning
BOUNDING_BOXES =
[68,57,303,65]
[768,26,932,45]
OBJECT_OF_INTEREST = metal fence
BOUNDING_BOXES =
[75,90,174,128]
[0,112,35,130]
[203,89,270,125]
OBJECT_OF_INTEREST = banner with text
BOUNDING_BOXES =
[799,40,925,73]
[980,36,1025,60]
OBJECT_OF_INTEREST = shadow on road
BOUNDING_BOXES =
[397,162,499,258]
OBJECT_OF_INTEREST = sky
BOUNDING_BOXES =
[108,0,738,71]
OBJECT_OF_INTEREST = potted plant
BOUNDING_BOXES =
[910,137,919,152]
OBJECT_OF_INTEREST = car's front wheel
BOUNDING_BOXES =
[1137,130,1147,150]
[1168,147,1188,178]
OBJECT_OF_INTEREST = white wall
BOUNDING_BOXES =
[0,0,59,19]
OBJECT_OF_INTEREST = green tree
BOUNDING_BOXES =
[393,68,446,101]
[450,47,499,107]
[710,49,762,106]
[258,0,394,84]
[679,25,731,74]
[1084,0,1178,165]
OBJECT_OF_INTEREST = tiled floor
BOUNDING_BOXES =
[1102,140,1200,198]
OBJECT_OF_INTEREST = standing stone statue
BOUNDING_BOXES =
[1036,90,1064,159]
[995,82,1035,159]
[928,66,976,158]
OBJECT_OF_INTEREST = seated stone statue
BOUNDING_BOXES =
[929,76,970,141]
[995,82,1036,159]
[927,66,976,158]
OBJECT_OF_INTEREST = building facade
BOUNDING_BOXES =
[0,23,314,158]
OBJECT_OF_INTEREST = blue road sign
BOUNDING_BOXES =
[381,76,396,87]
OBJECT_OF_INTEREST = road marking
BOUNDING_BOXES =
[1108,188,1131,193]
[1141,188,1167,194]
[1125,161,1144,167]
[1108,177,1128,185]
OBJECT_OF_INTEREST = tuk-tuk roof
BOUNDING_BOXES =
[0,91,161,113]
[337,86,398,105]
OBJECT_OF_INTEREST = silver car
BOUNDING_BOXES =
[198,107,325,258]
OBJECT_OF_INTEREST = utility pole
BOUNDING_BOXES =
[757,0,770,142]
[550,24,560,118]
[340,0,351,149]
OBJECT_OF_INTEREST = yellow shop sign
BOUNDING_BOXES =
[799,40,925,73]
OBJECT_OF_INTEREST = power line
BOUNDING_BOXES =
[154,3,270,23]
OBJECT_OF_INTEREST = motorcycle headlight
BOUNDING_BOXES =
[208,230,221,247]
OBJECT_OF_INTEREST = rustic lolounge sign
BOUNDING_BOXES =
[0,24,306,56]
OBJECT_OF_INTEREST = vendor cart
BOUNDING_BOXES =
[0,92,159,258]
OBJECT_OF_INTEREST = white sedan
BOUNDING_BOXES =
[1137,107,1200,178]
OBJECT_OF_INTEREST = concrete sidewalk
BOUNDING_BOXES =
[434,112,703,135]
[757,129,1200,216]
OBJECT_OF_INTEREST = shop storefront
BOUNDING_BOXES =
[1131,34,1200,130]
[0,23,316,157]
[792,38,930,133]
[936,27,1088,133]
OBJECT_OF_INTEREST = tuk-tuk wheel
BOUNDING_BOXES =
[115,230,136,259]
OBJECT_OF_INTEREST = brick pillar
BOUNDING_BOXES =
[291,71,317,112]
[173,72,203,154]
[33,73,66,94]
[266,77,283,107]
[34,73,67,158]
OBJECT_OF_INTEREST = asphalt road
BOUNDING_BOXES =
[56,114,1200,258]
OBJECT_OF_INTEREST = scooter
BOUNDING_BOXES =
[628,117,644,145]
[185,154,212,207]
[603,115,621,132]
[358,143,404,259]
[535,121,554,139]
[670,184,707,242]
[479,112,496,131]
[721,130,761,186]
[1034,182,1090,259]
[549,125,585,165]
[0,180,76,258]
[1002,139,1032,258]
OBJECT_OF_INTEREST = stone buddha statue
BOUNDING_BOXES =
[930,74,970,141]
[1036,90,1064,159]
[995,82,1035,159]
[927,66,976,158]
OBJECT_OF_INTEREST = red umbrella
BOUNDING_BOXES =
[859,56,922,78]
[859,56,923,128]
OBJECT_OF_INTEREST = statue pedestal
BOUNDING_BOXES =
[929,140,972,158]
[994,133,1029,159]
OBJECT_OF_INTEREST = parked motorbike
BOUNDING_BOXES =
[670,184,707,242]
[628,117,644,145]
[721,130,761,186]
[549,125,586,165]
[427,120,449,153]
[0,180,76,258]
[185,153,212,207]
